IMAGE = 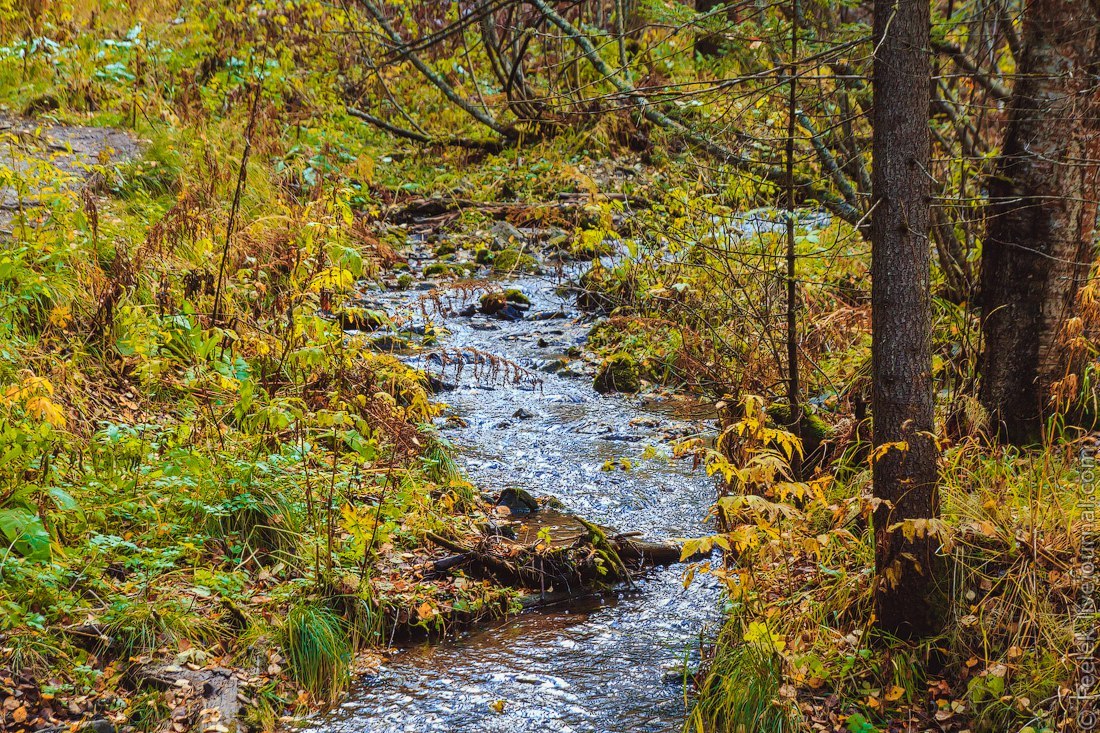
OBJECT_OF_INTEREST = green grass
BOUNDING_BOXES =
[281,602,352,701]
[686,620,802,733]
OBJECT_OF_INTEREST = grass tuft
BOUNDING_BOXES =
[686,619,802,733]
[281,602,352,702]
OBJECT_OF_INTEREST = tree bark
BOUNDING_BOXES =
[870,0,943,637]
[978,0,1100,445]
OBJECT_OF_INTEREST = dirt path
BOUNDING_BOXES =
[0,114,140,234]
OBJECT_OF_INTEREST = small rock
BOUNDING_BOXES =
[495,303,526,321]
[490,220,526,251]
[512,408,536,419]
[496,487,540,514]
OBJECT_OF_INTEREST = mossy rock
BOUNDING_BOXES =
[503,289,531,306]
[475,247,494,265]
[434,242,456,257]
[496,487,540,515]
[765,403,830,456]
[395,273,414,290]
[593,353,641,394]
[424,262,463,278]
[492,248,539,274]
[479,292,508,315]
[368,334,411,352]
[479,288,525,316]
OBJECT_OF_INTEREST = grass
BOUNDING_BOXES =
[686,621,802,733]
[281,602,352,702]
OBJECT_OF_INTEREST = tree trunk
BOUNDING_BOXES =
[978,0,1100,444]
[870,0,943,637]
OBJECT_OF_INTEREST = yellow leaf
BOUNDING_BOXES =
[743,621,786,652]
[355,155,375,185]
[885,685,905,702]
[309,267,355,293]
[26,395,66,428]
[49,305,72,328]
[869,441,909,465]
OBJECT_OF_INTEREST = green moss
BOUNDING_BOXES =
[593,353,641,394]
[424,262,461,278]
[765,404,828,442]
[475,247,494,265]
[765,403,830,461]
[396,273,414,290]
[504,289,531,306]
[492,248,538,274]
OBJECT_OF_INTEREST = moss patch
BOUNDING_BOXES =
[492,248,539,274]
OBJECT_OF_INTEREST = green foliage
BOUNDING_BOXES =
[281,602,352,701]
[686,617,802,732]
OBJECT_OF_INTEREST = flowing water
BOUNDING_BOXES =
[311,260,721,733]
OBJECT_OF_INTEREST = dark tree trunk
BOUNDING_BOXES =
[870,0,943,637]
[978,0,1100,445]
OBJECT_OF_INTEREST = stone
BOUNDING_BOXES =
[496,487,540,514]
[489,220,525,251]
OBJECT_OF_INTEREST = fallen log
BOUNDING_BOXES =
[425,518,709,593]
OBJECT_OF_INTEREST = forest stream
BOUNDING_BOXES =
[311,246,722,733]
